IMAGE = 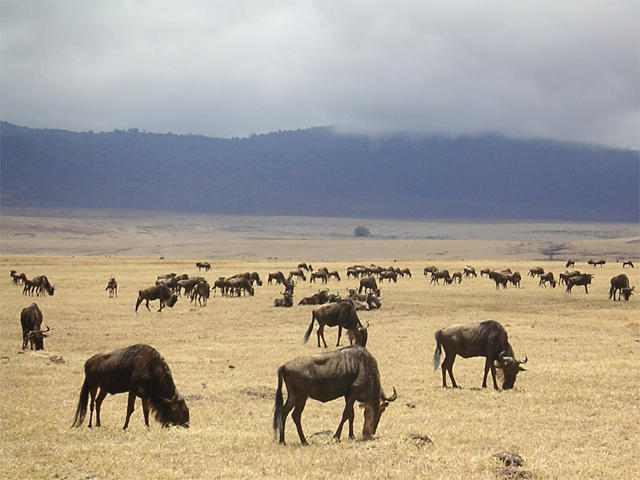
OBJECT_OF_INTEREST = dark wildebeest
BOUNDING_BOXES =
[282,279,295,295]
[538,272,556,288]
[328,270,341,281]
[135,285,178,312]
[297,290,329,305]
[507,272,521,288]
[559,270,582,286]
[358,276,380,296]
[488,271,509,289]
[71,344,189,429]
[622,261,634,268]
[609,274,630,301]
[274,292,294,308]
[227,277,254,296]
[379,270,398,283]
[177,277,205,298]
[566,259,576,268]
[297,263,313,272]
[528,267,544,278]
[190,280,210,306]
[20,303,50,350]
[196,261,211,272]
[433,320,527,390]
[106,278,118,298]
[347,292,381,310]
[451,272,463,284]
[588,259,606,268]
[212,277,228,296]
[480,268,492,277]
[430,270,451,285]
[32,275,55,296]
[309,271,328,284]
[620,287,634,300]
[268,271,287,285]
[463,266,477,278]
[303,300,368,348]
[423,266,438,276]
[11,270,27,285]
[273,345,397,445]
[400,268,412,278]
[22,278,36,296]
[288,269,307,283]
[565,274,594,294]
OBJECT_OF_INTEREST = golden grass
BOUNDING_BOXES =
[1,254,639,480]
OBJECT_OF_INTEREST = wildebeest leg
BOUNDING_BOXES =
[584,284,589,294]
[482,357,498,389]
[442,353,458,388]
[88,385,99,427]
[145,299,151,311]
[334,396,357,440]
[278,393,297,444]
[291,397,309,445]
[142,398,151,427]
[317,323,328,348]
[158,299,165,312]
[123,391,137,429]
[336,325,342,347]
[94,388,107,427]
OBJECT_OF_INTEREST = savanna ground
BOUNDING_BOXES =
[1,211,639,479]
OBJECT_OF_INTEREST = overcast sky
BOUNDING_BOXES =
[1,1,638,148]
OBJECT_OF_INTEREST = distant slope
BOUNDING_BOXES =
[1,122,638,221]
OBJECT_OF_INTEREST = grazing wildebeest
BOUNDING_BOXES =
[177,277,205,298]
[309,271,328,284]
[423,266,438,276]
[303,300,368,348]
[297,263,313,272]
[528,267,544,278]
[400,268,412,278]
[609,274,630,301]
[379,270,398,283]
[358,276,380,296]
[622,261,634,268]
[227,277,254,296]
[212,277,228,296]
[31,275,55,296]
[273,345,397,445]
[22,278,36,296]
[268,271,287,285]
[196,261,211,272]
[432,320,527,389]
[538,272,556,288]
[297,290,329,305]
[451,272,463,284]
[20,303,49,350]
[566,274,594,294]
[566,259,576,268]
[106,278,118,298]
[480,268,492,277]
[190,280,210,306]
[288,269,307,283]
[507,272,521,288]
[135,285,178,312]
[463,266,477,278]
[620,287,634,300]
[559,270,582,285]
[71,344,189,429]
[274,291,294,308]
[430,270,451,285]
[588,259,606,268]
[328,270,341,281]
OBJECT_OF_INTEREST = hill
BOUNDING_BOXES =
[1,122,638,221]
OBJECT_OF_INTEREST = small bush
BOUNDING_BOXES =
[354,226,371,237]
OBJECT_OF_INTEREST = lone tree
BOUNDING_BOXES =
[354,226,371,237]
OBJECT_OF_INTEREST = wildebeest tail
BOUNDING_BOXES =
[135,292,143,312]
[272,366,285,439]
[302,312,315,344]
[71,378,89,427]
[432,330,443,370]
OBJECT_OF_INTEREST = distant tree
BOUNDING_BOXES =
[354,226,371,237]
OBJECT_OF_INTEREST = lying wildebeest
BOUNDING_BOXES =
[297,290,329,305]
[297,262,313,272]
[309,271,328,284]
[432,320,527,389]
[71,344,189,429]
[273,345,397,445]
[106,277,118,298]
[196,261,211,272]
[135,285,178,312]
[538,272,556,288]
[566,259,576,268]
[227,277,254,296]
[346,292,381,310]
[528,267,544,278]
[463,266,477,278]
[32,275,55,296]
[430,270,451,285]
[565,274,594,294]
[588,259,606,268]
[268,271,287,285]
[620,287,634,300]
[622,261,634,268]
[358,276,380,296]
[609,274,630,301]
[20,303,50,350]
[274,292,294,308]
[303,300,368,348]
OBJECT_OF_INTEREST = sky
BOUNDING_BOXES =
[1,1,638,149]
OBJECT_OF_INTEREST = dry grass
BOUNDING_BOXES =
[1,254,639,480]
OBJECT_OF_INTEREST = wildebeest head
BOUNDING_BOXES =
[26,325,50,350]
[362,387,397,439]
[495,352,528,389]
[167,294,179,308]
[156,393,190,428]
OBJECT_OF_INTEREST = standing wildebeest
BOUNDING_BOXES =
[423,266,438,276]
[430,270,451,285]
[227,277,254,296]
[11,270,27,285]
[303,300,368,348]
[268,271,287,285]
[20,303,50,350]
[379,270,398,283]
[528,267,544,278]
[559,270,582,285]
[507,272,522,288]
[358,276,380,296]
[588,259,606,268]
[106,278,118,298]
[71,344,189,429]
[565,274,594,294]
[297,263,313,272]
[566,259,576,268]
[463,266,477,278]
[328,270,341,281]
[538,272,556,288]
[432,320,527,390]
[609,274,630,300]
[196,261,211,272]
[135,285,178,312]
[480,268,492,277]
[273,345,397,445]
[622,261,634,268]
[288,269,307,283]
[309,271,328,284]
[488,271,509,289]
[31,275,55,296]
[212,277,228,296]
[190,280,210,306]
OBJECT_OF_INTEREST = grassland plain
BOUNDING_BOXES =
[1,254,638,480]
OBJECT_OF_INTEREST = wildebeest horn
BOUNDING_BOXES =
[382,387,397,402]
[31,325,51,334]
[519,355,528,364]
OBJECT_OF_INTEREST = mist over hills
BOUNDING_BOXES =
[1,121,638,222]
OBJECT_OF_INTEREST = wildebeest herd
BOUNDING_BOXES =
[9,257,635,444]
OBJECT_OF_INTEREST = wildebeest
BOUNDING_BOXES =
[463,266,477,278]
[432,320,527,390]
[106,277,118,298]
[559,270,582,285]
[609,274,630,300]
[480,268,492,277]
[135,285,179,312]
[11,270,27,285]
[538,272,556,288]
[379,270,398,283]
[288,269,307,283]
[328,270,341,281]
[190,280,210,306]
[346,291,382,310]
[212,277,228,296]
[358,276,380,296]
[226,277,254,296]
[588,259,606,268]
[274,291,294,307]
[196,261,211,272]
[488,271,509,289]
[297,290,329,305]
[423,266,438,276]
[507,272,521,288]
[622,261,634,268]
[566,274,594,294]
[451,272,463,284]
[620,287,634,300]
[400,268,411,277]
[20,303,49,350]
[566,259,576,268]
[297,263,313,272]
[528,267,544,277]
[31,275,55,296]
[272,345,397,444]
[71,344,189,429]
[309,271,328,284]
[268,271,287,285]
[303,300,367,348]
[430,270,451,285]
